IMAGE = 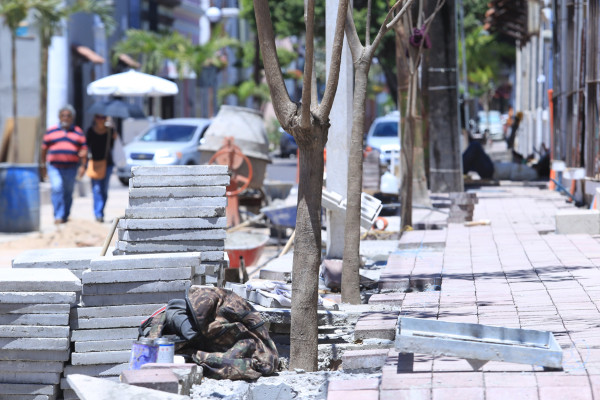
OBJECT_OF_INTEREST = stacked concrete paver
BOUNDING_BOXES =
[115,165,229,285]
[0,268,79,400]
[332,185,600,399]
[61,252,200,399]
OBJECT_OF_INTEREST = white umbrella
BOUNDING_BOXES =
[87,69,178,97]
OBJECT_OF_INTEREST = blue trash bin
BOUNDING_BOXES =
[0,163,40,232]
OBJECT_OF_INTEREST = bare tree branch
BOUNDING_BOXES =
[345,5,363,61]
[300,0,315,129]
[366,0,372,46]
[317,0,350,120]
[253,0,295,125]
[386,0,415,30]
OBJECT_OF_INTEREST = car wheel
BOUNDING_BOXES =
[118,177,129,186]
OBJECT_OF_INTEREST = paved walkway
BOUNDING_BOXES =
[330,184,600,399]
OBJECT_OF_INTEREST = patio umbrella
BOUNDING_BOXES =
[87,99,146,119]
[87,69,178,97]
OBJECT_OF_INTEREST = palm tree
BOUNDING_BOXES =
[32,0,114,157]
[0,0,34,162]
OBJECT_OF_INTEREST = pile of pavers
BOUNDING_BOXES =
[61,252,202,400]
[0,268,80,400]
[447,192,478,222]
[114,165,229,285]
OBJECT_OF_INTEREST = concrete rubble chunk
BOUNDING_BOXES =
[0,268,81,292]
[141,363,202,396]
[342,348,389,371]
[89,253,202,271]
[132,165,228,176]
[67,374,190,400]
[121,369,179,394]
[556,209,600,234]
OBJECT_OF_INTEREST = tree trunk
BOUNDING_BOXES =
[342,62,370,305]
[290,125,326,371]
[39,37,50,164]
[11,32,18,162]
[400,73,417,229]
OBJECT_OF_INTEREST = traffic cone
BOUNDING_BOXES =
[549,169,556,190]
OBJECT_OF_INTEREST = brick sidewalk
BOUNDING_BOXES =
[330,185,600,399]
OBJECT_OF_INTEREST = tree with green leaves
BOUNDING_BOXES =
[32,0,114,151]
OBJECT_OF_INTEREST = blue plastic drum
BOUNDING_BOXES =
[0,164,40,232]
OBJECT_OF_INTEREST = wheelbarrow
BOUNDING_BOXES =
[225,231,270,268]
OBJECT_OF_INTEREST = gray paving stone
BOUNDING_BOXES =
[131,174,230,188]
[129,186,226,199]
[0,349,69,362]
[70,328,139,342]
[259,256,293,282]
[116,240,223,253]
[61,376,119,390]
[131,165,228,176]
[89,252,201,271]
[556,209,600,234]
[125,206,225,219]
[63,363,129,377]
[0,303,71,314]
[115,245,224,261]
[0,337,69,351]
[82,291,185,307]
[70,350,131,365]
[11,247,101,270]
[2,394,53,400]
[82,267,191,284]
[0,314,69,326]
[0,325,69,338]
[0,360,64,373]
[0,371,61,384]
[72,304,164,319]
[67,374,189,400]
[71,315,149,330]
[0,383,57,395]
[74,339,134,353]
[119,228,226,241]
[0,292,76,304]
[0,269,81,292]
[128,196,227,208]
[118,217,227,230]
[82,280,190,296]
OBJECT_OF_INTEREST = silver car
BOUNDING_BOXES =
[477,110,503,141]
[116,118,210,185]
[365,110,401,165]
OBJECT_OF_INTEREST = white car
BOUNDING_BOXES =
[365,110,401,165]
[116,118,210,185]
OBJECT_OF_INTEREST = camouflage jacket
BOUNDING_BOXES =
[140,286,278,381]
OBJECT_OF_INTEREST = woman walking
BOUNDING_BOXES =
[86,114,116,223]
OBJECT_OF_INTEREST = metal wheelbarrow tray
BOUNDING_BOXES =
[396,317,563,369]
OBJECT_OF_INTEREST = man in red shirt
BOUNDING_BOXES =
[40,105,87,224]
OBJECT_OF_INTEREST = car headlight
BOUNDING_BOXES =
[153,150,182,164]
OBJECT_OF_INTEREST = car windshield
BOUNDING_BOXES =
[372,122,398,137]
[140,125,196,142]
[478,112,501,124]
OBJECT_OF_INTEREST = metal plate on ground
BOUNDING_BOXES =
[396,317,562,369]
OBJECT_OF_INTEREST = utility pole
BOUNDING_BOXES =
[427,0,463,193]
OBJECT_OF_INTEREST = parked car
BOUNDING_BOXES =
[116,118,211,185]
[279,129,298,158]
[477,110,503,141]
[365,110,401,165]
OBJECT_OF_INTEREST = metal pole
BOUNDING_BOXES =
[458,0,469,130]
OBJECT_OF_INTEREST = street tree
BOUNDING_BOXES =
[253,0,349,371]
[341,0,414,304]
[32,0,114,151]
[0,0,35,162]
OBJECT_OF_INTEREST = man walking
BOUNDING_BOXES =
[40,105,87,224]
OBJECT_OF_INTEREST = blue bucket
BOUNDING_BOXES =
[0,164,40,233]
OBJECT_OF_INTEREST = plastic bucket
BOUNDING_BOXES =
[0,163,40,232]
